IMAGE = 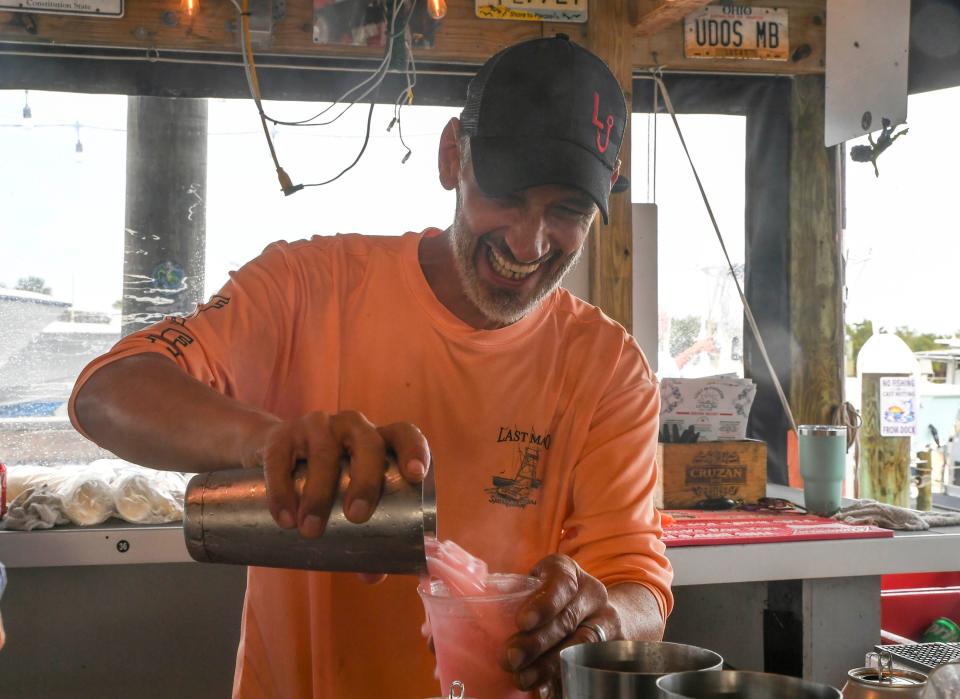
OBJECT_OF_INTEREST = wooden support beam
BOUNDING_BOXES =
[0,0,827,76]
[788,74,844,475]
[0,0,540,63]
[630,0,712,37]
[586,0,633,333]
[633,0,826,75]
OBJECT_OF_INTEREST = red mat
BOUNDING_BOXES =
[662,509,894,547]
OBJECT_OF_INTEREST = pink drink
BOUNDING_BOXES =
[421,538,537,699]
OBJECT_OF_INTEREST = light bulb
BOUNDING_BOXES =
[427,0,446,20]
[181,0,197,16]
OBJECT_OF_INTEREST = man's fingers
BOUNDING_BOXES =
[297,427,342,538]
[378,422,431,483]
[520,555,580,631]
[331,411,387,523]
[512,649,561,693]
[262,436,299,529]
[504,596,592,672]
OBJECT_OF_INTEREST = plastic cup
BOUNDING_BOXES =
[419,573,539,699]
[799,425,847,516]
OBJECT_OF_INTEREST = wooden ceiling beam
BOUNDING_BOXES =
[629,0,713,37]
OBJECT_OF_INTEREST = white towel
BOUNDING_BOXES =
[2,486,70,531]
[835,499,960,531]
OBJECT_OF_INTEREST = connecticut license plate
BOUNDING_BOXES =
[476,0,586,23]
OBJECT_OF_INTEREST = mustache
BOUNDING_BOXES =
[482,237,559,267]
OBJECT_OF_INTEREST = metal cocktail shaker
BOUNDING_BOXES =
[183,459,436,575]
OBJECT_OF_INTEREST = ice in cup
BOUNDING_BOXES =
[419,573,539,699]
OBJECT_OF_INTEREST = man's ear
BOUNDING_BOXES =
[610,158,622,190]
[438,118,462,191]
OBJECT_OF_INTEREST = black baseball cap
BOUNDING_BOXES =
[460,34,628,224]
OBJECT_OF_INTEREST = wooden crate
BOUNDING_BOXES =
[654,440,767,509]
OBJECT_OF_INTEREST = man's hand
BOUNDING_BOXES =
[501,555,623,696]
[240,411,430,540]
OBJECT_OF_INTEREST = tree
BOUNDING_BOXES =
[894,326,946,353]
[15,276,51,295]
[847,319,950,373]
[670,315,702,357]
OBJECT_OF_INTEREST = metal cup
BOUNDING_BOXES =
[799,424,848,516]
[559,641,723,698]
[183,458,436,575]
[656,670,842,698]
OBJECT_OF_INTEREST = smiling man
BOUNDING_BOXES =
[70,35,672,699]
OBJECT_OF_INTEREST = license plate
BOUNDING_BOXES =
[0,0,123,16]
[476,0,587,23]
[684,5,789,61]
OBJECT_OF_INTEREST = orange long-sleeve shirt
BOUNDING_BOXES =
[69,229,672,699]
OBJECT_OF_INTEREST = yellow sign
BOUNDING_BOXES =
[476,0,586,23]
[684,5,789,61]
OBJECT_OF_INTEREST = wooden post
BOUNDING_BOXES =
[122,96,208,336]
[788,74,844,486]
[860,373,912,507]
[586,0,634,333]
[916,449,932,511]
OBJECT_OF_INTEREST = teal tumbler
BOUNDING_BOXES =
[798,425,847,517]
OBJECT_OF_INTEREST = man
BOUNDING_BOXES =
[70,35,672,698]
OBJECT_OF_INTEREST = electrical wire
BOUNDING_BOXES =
[229,0,414,192]
[237,0,297,194]
[301,100,377,188]
[254,0,404,128]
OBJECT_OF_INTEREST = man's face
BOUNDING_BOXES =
[448,158,598,327]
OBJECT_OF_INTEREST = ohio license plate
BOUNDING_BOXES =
[684,5,789,61]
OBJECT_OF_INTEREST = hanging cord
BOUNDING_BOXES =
[235,0,298,194]
[230,0,410,192]
[241,0,405,128]
[834,400,862,496]
[653,74,799,435]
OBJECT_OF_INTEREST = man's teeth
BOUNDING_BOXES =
[487,245,541,280]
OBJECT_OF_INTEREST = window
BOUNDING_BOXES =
[632,111,747,379]
[204,98,457,295]
[844,84,960,463]
[0,89,458,467]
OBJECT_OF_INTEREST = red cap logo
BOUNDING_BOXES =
[592,92,614,154]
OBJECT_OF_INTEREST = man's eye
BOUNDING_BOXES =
[557,206,591,218]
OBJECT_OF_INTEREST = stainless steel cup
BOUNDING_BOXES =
[560,641,723,698]
[183,459,436,575]
[656,670,842,698]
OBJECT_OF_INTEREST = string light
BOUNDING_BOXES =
[22,90,32,128]
[74,120,84,161]
[427,0,446,20]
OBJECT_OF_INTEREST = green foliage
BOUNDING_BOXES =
[670,316,701,356]
[894,326,946,353]
[15,276,51,295]
[846,319,951,373]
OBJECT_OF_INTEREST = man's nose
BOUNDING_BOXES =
[505,214,550,263]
